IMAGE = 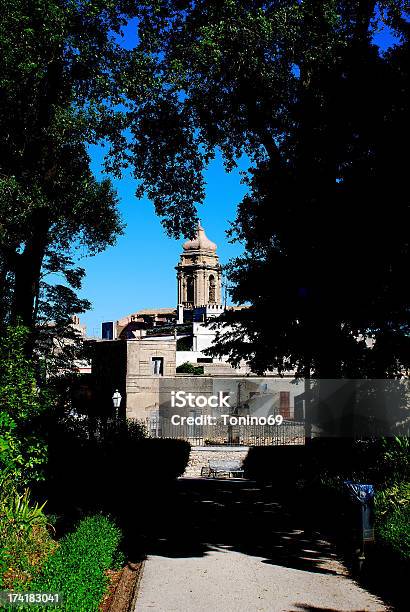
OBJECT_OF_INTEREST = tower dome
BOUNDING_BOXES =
[183,222,217,252]
[177,222,222,312]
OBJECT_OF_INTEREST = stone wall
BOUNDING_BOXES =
[183,447,249,478]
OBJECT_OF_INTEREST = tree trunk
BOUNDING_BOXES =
[13,209,50,351]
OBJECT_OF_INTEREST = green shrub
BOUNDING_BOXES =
[0,521,55,591]
[44,415,191,516]
[0,326,48,486]
[243,445,307,485]
[3,488,47,534]
[377,506,410,560]
[133,438,191,479]
[375,481,410,518]
[375,481,410,560]
[176,361,204,375]
[27,515,123,612]
[0,473,55,590]
[176,336,193,351]
[102,417,148,449]
[379,436,409,485]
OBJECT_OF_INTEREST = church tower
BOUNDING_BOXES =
[176,223,222,319]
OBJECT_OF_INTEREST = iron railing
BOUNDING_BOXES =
[147,416,305,446]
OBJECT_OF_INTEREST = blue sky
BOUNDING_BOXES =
[79,148,248,337]
[77,16,399,337]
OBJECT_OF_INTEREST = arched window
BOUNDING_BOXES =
[186,276,194,303]
[209,274,216,303]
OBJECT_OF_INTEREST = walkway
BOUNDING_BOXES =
[134,478,389,612]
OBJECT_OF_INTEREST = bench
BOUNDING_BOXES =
[201,460,244,478]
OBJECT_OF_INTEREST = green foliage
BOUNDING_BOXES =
[0,326,52,588]
[377,507,410,561]
[0,326,48,485]
[100,417,148,453]
[176,335,193,351]
[135,438,191,479]
[29,515,123,612]
[134,1,410,377]
[0,0,124,338]
[0,0,191,341]
[318,437,409,487]
[44,409,190,515]
[2,488,47,535]
[1,0,408,380]
[307,437,410,560]
[374,437,409,560]
[380,436,410,484]
[125,418,149,441]
[0,473,54,590]
[375,481,410,560]
[176,361,204,375]
[375,481,410,518]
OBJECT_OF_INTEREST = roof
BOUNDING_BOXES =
[133,308,176,315]
[117,308,176,327]
[183,223,217,252]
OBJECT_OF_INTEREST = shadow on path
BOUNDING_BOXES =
[123,476,407,611]
[129,478,345,575]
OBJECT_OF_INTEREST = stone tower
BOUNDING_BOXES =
[176,223,222,312]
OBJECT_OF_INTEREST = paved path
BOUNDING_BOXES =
[134,479,389,612]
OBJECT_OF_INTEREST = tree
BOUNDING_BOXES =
[176,361,204,375]
[130,0,410,377]
[0,327,48,485]
[0,1,194,357]
[2,2,408,376]
[0,1,130,350]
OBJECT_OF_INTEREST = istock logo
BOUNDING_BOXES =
[171,390,231,409]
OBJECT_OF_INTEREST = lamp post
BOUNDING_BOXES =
[112,389,122,421]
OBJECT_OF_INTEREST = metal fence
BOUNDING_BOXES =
[147,416,305,446]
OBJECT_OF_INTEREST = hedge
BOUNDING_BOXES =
[11,515,123,612]
[44,418,191,514]
[377,506,410,561]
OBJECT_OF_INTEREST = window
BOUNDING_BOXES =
[152,357,164,376]
[197,357,213,363]
[101,321,114,340]
[188,409,202,438]
[209,274,216,303]
[294,396,304,421]
[279,391,290,419]
[186,276,194,303]
[149,410,160,437]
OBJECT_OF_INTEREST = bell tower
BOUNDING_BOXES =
[176,223,222,313]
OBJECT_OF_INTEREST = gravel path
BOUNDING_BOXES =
[134,479,389,612]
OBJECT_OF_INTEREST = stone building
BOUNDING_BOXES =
[108,223,225,341]
[91,334,302,426]
[116,308,176,340]
[105,224,250,374]
[88,223,403,440]
[91,223,301,429]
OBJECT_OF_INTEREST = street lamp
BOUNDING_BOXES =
[112,389,122,420]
